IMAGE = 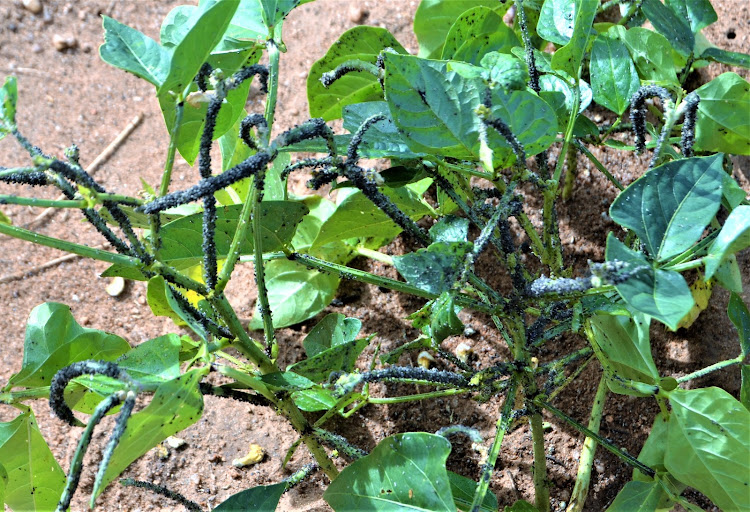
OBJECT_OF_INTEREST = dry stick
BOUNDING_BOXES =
[0,243,108,284]
[24,113,144,229]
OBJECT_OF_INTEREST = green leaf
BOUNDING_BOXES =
[64,334,182,414]
[665,0,717,33]
[635,412,669,480]
[159,0,240,95]
[342,101,424,159]
[741,365,750,411]
[394,242,473,295]
[441,7,519,65]
[589,313,659,392]
[288,338,368,383]
[96,368,207,497]
[225,2,270,41]
[430,292,464,343]
[99,16,170,87]
[665,387,750,512]
[550,0,598,77]
[480,52,529,92]
[292,387,338,412]
[430,215,469,243]
[537,75,593,131]
[694,72,750,155]
[641,0,694,56]
[414,0,508,59]
[324,432,455,511]
[384,54,556,165]
[606,235,693,330]
[700,47,750,69]
[728,292,750,357]
[249,259,340,329]
[157,201,307,270]
[448,470,498,512]
[589,35,640,115]
[308,26,407,121]
[0,409,66,512]
[607,480,663,512]
[618,27,679,85]
[705,205,750,279]
[0,75,18,135]
[6,303,130,389]
[538,0,581,45]
[312,183,431,249]
[504,501,538,512]
[214,481,286,511]
[259,371,315,391]
[303,313,362,357]
[713,253,743,293]
[609,154,725,261]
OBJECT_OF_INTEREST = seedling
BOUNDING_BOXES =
[0,0,749,511]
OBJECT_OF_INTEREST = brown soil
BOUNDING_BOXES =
[0,1,748,511]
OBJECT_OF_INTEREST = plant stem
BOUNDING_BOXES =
[0,221,139,267]
[160,101,184,197]
[0,195,88,208]
[263,39,281,146]
[573,140,624,191]
[561,142,579,201]
[470,377,518,512]
[530,411,551,512]
[566,374,607,512]
[675,354,745,383]
[353,246,393,265]
[368,388,472,404]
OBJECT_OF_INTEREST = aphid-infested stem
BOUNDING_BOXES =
[198,382,273,407]
[514,0,540,93]
[320,60,382,88]
[313,427,368,460]
[119,479,203,512]
[629,85,674,160]
[680,92,700,158]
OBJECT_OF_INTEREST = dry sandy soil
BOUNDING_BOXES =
[0,1,748,511]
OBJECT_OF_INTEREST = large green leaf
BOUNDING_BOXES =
[307,26,407,121]
[589,313,659,393]
[157,201,307,270]
[441,7,519,65]
[741,365,750,411]
[641,0,694,56]
[96,368,207,497]
[394,242,473,295]
[606,235,693,330]
[342,101,425,159]
[617,27,679,85]
[606,481,663,512]
[302,313,362,357]
[609,154,725,261]
[158,0,239,95]
[288,338,368,383]
[384,54,556,165]
[694,72,750,155]
[414,0,507,58]
[312,183,431,249]
[700,47,750,70]
[6,303,130,389]
[550,0,598,77]
[324,433,455,511]
[665,0,717,34]
[214,482,286,511]
[704,205,750,279]
[665,387,750,511]
[728,292,750,357]
[0,409,65,512]
[589,34,640,115]
[249,259,340,329]
[538,0,579,45]
[0,75,18,139]
[447,471,498,512]
[99,16,171,87]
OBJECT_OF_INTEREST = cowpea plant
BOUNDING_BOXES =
[0,0,749,511]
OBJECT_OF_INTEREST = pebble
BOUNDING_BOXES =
[348,5,367,24]
[21,0,42,15]
[31,43,42,54]
[52,33,77,52]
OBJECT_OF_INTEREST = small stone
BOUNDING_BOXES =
[165,436,186,449]
[594,459,605,473]
[77,9,86,20]
[189,474,201,486]
[22,0,42,15]
[208,453,224,463]
[106,276,126,296]
[31,43,42,53]
[348,5,367,24]
[52,34,77,52]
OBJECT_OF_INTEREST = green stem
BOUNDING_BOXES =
[561,142,579,201]
[0,221,140,267]
[368,388,472,404]
[566,374,608,512]
[617,0,644,26]
[252,183,276,355]
[0,386,50,403]
[573,140,624,191]
[353,246,393,265]
[160,101,184,197]
[263,39,281,146]
[470,377,518,512]
[675,354,745,383]
[530,411,551,512]
[0,195,88,208]
[535,398,655,478]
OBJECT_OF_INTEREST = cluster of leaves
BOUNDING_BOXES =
[0,0,749,511]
